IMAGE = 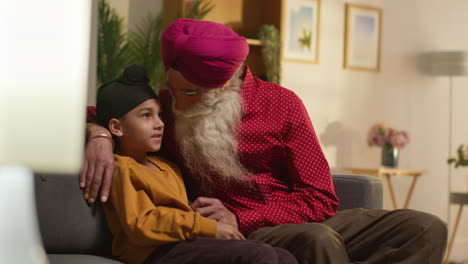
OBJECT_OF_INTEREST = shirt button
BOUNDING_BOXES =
[265,194,270,199]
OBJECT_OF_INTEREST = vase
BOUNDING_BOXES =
[382,143,399,167]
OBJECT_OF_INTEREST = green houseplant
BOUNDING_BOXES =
[126,13,165,90]
[97,0,129,86]
[257,24,281,84]
[97,0,214,93]
[448,145,468,168]
[181,0,214,20]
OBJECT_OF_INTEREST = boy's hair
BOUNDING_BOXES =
[96,64,158,129]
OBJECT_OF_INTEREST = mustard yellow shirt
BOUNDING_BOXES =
[103,154,217,264]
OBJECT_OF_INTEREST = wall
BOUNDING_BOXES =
[102,0,163,39]
[281,0,468,261]
[128,0,163,32]
[109,0,130,29]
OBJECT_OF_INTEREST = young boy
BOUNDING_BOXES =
[95,64,298,264]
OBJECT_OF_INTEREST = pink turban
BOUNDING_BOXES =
[161,18,249,88]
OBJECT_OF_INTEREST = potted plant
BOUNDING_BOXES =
[367,123,410,167]
[448,145,468,168]
[257,24,281,84]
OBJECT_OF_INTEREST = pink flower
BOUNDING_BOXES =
[391,131,409,149]
[383,128,395,142]
[367,124,384,147]
[367,123,409,149]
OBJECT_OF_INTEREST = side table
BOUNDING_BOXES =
[341,168,423,209]
[444,192,468,264]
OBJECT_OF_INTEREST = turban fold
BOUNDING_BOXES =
[161,18,249,88]
[96,64,157,128]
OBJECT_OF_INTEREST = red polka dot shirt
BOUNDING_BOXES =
[158,67,339,236]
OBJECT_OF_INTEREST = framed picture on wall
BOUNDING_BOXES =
[282,0,321,64]
[344,4,382,72]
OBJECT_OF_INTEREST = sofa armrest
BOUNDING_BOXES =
[332,174,383,211]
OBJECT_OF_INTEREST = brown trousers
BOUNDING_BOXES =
[248,209,448,264]
[145,238,299,264]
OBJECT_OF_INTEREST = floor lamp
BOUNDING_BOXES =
[0,0,92,263]
[420,51,468,263]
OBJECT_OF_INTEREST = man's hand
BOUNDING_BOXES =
[80,124,115,203]
[191,197,239,230]
[215,222,245,240]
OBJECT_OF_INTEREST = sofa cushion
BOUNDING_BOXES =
[34,173,112,256]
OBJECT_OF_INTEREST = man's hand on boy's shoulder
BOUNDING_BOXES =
[80,123,115,204]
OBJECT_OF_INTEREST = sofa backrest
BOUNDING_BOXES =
[333,174,383,211]
[34,173,112,256]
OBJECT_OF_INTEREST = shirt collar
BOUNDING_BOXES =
[240,65,257,115]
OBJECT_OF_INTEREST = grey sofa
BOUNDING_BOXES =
[34,173,382,264]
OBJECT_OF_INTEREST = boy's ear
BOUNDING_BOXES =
[108,118,124,137]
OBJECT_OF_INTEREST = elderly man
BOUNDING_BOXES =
[84,18,447,263]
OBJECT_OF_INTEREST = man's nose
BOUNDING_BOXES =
[174,96,188,111]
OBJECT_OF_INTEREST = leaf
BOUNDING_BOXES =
[185,0,214,20]
[258,25,281,83]
[127,12,164,92]
[97,0,130,86]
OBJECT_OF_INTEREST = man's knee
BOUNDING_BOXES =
[266,223,343,249]
[390,209,448,251]
[249,224,349,263]
[296,223,343,248]
[406,210,447,241]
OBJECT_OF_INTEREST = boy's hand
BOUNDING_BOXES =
[191,197,239,229]
[215,222,245,240]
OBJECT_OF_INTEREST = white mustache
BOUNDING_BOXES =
[174,83,250,184]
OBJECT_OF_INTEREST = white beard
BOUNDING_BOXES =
[173,84,250,184]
